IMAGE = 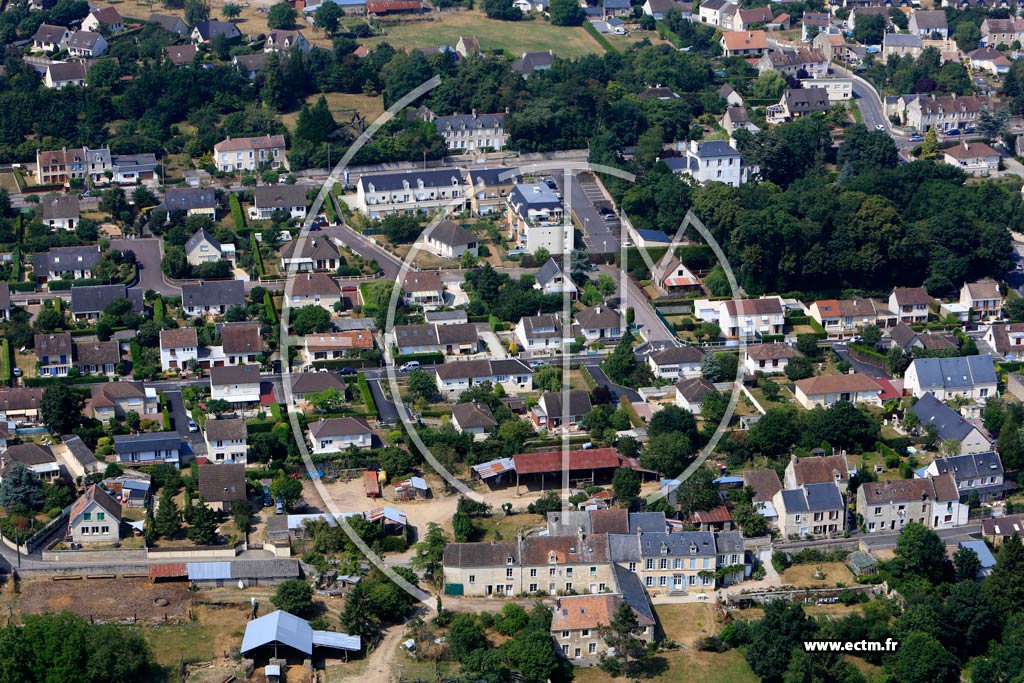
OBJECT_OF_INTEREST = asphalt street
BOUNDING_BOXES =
[584,362,641,403]
[570,173,619,254]
[111,237,178,296]
[831,342,888,379]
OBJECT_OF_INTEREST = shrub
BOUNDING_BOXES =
[229,194,246,230]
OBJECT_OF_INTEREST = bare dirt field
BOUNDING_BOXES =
[14,577,192,623]
[780,561,855,588]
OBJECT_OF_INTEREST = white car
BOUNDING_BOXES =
[400,361,421,372]
[188,421,199,433]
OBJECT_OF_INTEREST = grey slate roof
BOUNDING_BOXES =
[185,227,221,255]
[70,284,144,315]
[33,245,101,276]
[608,533,641,562]
[910,392,979,442]
[254,184,307,209]
[114,431,181,454]
[452,401,497,429]
[536,258,565,288]
[193,19,240,41]
[651,345,705,365]
[443,541,519,567]
[433,113,505,133]
[163,187,217,213]
[692,141,741,158]
[467,167,519,186]
[209,363,261,386]
[41,195,80,220]
[909,355,997,391]
[65,30,103,50]
[715,530,744,555]
[930,451,1003,481]
[884,33,923,48]
[358,168,466,192]
[428,220,477,247]
[638,531,715,557]
[612,563,656,625]
[511,50,555,74]
[780,482,844,513]
[540,389,591,417]
[204,417,247,442]
[181,280,245,309]
[628,512,668,534]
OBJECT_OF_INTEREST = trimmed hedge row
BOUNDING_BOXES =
[251,233,265,278]
[154,296,165,325]
[0,340,10,384]
[394,352,444,365]
[357,374,376,415]
[229,194,246,231]
[23,375,110,387]
[263,290,278,324]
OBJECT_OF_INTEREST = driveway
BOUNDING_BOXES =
[324,223,404,280]
[584,362,641,402]
[163,389,206,460]
[831,342,888,379]
[600,265,678,345]
[570,173,618,254]
[111,237,180,296]
[367,378,413,425]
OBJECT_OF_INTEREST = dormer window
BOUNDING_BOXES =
[506,555,514,565]
[549,552,557,564]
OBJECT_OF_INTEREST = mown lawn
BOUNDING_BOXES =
[361,10,604,59]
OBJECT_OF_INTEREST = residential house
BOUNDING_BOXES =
[920,451,1010,501]
[904,355,997,401]
[455,35,482,57]
[465,167,518,216]
[113,431,182,468]
[756,49,828,78]
[721,106,760,137]
[422,220,478,259]
[719,30,770,57]
[515,313,577,353]
[630,530,743,591]
[149,13,189,35]
[648,345,705,380]
[802,12,830,41]
[110,153,159,184]
[710,297,785,340]
[219,322,263,366]
[510,50,554,77]
[181,280,246,317]
[904,93,999,132]
[70,284,143,321]
[773,483,845,538]
[813,31,863,65]
[889,323,957,353]
[401,271,445,306]
[431,111,508,152]
[969,47,1012,76]
[960,278,1002,320]
[452,402,498,439]
[602,0,632,18]
[40,195,79,231]
[162,187,217,218]
[198,463,247,510]
[73,340,120,376]
[264,29,309,52]
[799,77,854,101]
[159,327,199,371]
[535,258,578,298]
[506,183,569,255]
[288,273,342,311]
[981,17,1024,46]
[718,84,744,107]
[191,19,241,44]
[675,377,716,413]
[981,513,1024,545]
[0,283,8,321]
[392,323,478,356]
[209,364,262,407]
[785,453,853,493]
[35,332,73,377]
[847,6,889,32]
[531,390,592,429]
[287,372,345,406]
[250,185,307,220]
[233,52,269,79]
[663,140,750,187]
[33,245,101,282]
[656,256,701,293]
[727,6,773,30]
[44,62,89,89]
[883,33,923,59]
[889,286,931,323]
[943,141,1001,175]
[434,358,533,398]
[82,6,124,33]
[698,0,736,26]
[643,0,691,19]
[32,23,69,51]
[910,392,992,454]
[744,343,802,375]
[551,593,655,664]
[213,135,288,172]
[0,388,45,424]
[279,237,342,273]
[641,85,680,101]
[808,298,894,338]
[985,322,1024,360]
[68,485,121,544]
[303,330,374,365]
[572,305,621,343]
[793,373,883,409]
[0,444,61,482]
[185,227,234,266]
[910,9,948,37]
[60,435,99,479]
[35,146,111,185]
[90,381,158,423]
[858,474,966,533]
[354,168,467,219]
[308,417,373,453]
[64,30,108,58]
[766,88,830,124]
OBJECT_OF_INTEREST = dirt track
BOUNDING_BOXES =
[15,577,191,623]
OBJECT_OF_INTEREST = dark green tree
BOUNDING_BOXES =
[291,305,331,335]
[549,0,584,25]
[676,466,720,513]
[953,545,981,582]
[745,600,816,683]
[272,579,315,617]
[411,522,448,581]
[599,601,650,677]
[891,522,951,585]
[984,533,1024,617]
[270,474,303,510]
[0,462,43,510]
[612,467,641,506]
[884,632,959,683]
[450,613,489,659]
[187,499,217,545]
[314,1,343,35]
[153,487,181,539]
[295,95,337,146]
[40,383,84,435]
[747,407,800,457]
[267,1,297,28]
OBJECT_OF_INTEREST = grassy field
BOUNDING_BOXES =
[281,92,388,133]
[781,561,855,588]
[475,512,546,541]
[362,10,605,59]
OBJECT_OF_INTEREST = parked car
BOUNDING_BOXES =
[337,367,357,376]
[275,498,284,514]
[910,134,924,142]
[945,129,960,136]
[188,420,199,433]
[531,360,548,368]
[603,214,616,222]
[875,124,885,131]
[400,361,421,372]
[598,207,613,215]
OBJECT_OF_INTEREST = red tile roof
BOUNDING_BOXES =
[513,448,621,475]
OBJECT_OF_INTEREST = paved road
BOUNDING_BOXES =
[570,173,618,254]
[831,342,889,379]
[584,362,641,402]
[600,265,678,345]
[323,223,405,281]
[366,377,413,425]
[111,237,180,296]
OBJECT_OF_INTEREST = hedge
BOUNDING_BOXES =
[269,403,283,422]
[582,20,617,53]
[23,375,110,387]
[48,275,131,291]
[229,194,246,231]
[11,245,21,282]
[395,351,444,365]
[0,340,10,384]
[309,358,376,370]
[357,374,376,414]
[251,233,266,278]
[323,191,339,225]
[8,282,36,292]
[850,343,886,360]
[263,290,278,324]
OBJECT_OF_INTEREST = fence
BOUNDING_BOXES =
[725,584,884,606]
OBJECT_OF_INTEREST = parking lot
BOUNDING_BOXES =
[570,172,619,254]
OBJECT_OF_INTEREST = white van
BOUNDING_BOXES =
[400,361,421,372]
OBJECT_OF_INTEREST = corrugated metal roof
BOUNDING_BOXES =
[241,610,313,655]
[471,458,514,479]
[410,476,427,490]
[231,559,300,580]
[312,630,361,651]
[187,561,232,580]
[122,480,150,491]
[148,563,187,579]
